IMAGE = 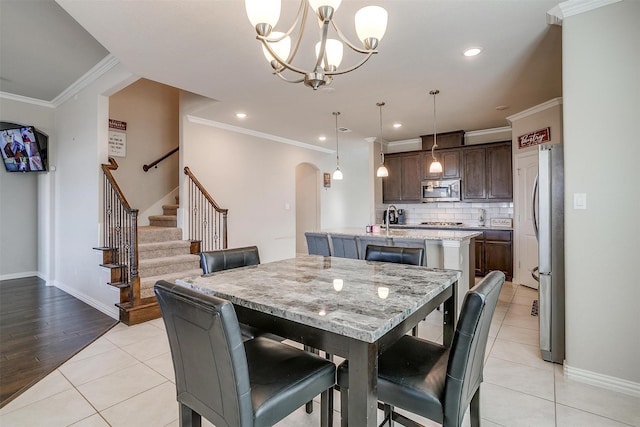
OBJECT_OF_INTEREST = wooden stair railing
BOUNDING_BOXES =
[94,157,146,324]
[184,166,228,252]
[143,146,178,172]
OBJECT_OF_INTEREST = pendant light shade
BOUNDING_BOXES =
[333,111,343,180]
[428,90,443,174]
[375,102,389,177]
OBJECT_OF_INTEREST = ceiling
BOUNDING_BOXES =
[1,0,562,149]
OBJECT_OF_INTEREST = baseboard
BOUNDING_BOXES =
[564,364,640,398]
[52,280,119,320]
[0,271,40,281]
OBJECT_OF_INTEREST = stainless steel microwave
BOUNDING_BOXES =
[421,178,461,202]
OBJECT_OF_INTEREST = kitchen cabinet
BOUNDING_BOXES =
[424,148,461,179]
[462,141,512,201]
[475,229,513,280]
[382,152,422,203]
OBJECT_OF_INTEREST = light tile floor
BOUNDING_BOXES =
[1,282,639,426]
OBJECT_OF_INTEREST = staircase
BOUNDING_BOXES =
[97,201,203,325]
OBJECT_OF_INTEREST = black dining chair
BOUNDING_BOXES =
[336,270,505,427]
[199,245,260,274]
[329,233,359,259]
[357,235,391,260]
[305,232,332,256]
[390,237,428,266]
[199,246,263,341]
[154,280,336,427]
[364,244,424,267]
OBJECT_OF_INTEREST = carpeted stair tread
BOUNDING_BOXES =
[138,226,183,244]
[138,254,200,277]
[138,240,192,260]
[162,204,179,215]
[140,268,203,299]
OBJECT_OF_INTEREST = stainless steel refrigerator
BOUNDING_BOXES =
[532,144,565,364]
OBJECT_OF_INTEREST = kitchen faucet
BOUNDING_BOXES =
[386,204,398,233]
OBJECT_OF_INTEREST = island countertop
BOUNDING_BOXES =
[323,227,482,241]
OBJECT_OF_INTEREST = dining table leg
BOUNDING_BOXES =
[346,340,378,426]
[443,279,458,347]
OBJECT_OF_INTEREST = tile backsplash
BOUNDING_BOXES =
[377,202,514,227]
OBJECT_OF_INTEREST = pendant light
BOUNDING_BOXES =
[429,90,443,174]
[332,111,343,180]
[376,102,389,177]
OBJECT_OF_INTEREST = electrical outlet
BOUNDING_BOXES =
[573,193,587,210]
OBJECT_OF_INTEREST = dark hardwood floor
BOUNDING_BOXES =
[0,276,118,408]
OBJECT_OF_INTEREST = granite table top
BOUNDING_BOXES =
[324,227,482,241]
[175,255,460,343]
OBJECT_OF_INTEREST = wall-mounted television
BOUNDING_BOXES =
[1,122,48,172]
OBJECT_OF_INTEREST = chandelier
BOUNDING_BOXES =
[245,0,388,90]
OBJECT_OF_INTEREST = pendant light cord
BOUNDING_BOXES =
[334,111,340,166]
[378,102,385,163]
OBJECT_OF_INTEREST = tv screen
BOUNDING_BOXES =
[1,125,46,172]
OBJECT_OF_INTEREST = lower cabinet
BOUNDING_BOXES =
[474,230,513,280]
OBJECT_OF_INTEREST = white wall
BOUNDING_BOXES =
[563,0,640,386]
[0,99,53,280]
[180,113,372,263]
[51,64,136,318]
[108,79,179,224]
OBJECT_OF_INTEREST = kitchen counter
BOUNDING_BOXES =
[387,224,513,231]
[326,227,482,241]
[323,228,480,313]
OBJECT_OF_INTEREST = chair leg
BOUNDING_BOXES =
[470,387,481,427]
[304,345,319,414]
[179,403,202,427]
[321,387,334,427]
[340,386,348,427]
[383,403,394,427]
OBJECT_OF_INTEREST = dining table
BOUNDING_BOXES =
[175,254,461,427]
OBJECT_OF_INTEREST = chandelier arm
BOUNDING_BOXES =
[258,38,310,76]
[324,51,376,76]
[331,20,377,55]
[314,20,332,72]
[285,0,308,64]
[273,70,305,84]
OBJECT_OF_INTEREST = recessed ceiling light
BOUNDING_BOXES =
[236,112,247,119]
[495,105,509,111]
[318,136,327,141]
[463,47,482,57]
[393,123,402,128]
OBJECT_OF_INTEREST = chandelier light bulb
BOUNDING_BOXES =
[245,0,280,29]
[355,6,388,48]
[316,38,343,70]
[262,32,291,65]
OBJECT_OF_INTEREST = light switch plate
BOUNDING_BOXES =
[574,193,587,210]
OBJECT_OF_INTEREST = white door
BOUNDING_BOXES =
[514,150,539,288]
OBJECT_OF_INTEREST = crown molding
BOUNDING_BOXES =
[0,91,54,108]
[464,126,512,138]
[387,138,421,148]
[186,115,335,154]
[506,98,563,123]
[52,54,120,107]
[0,54,121,109]
[547,0,622,25]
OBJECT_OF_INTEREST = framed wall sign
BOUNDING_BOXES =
[518,127,551,148]
[323,173,331,188]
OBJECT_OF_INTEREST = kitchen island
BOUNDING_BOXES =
[323,228,481,313]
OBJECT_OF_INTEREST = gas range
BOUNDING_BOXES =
[420,221,464,227]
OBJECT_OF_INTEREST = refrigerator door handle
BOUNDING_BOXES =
[532,174,539,241]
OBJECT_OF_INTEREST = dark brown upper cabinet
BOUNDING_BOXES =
[462,141,512,202]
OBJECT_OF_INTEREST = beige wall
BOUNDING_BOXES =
[109,79,179,224]
[563,0,639,385]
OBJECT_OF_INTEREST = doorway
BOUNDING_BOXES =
[514,149,539,288]
[295,163,321,254]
